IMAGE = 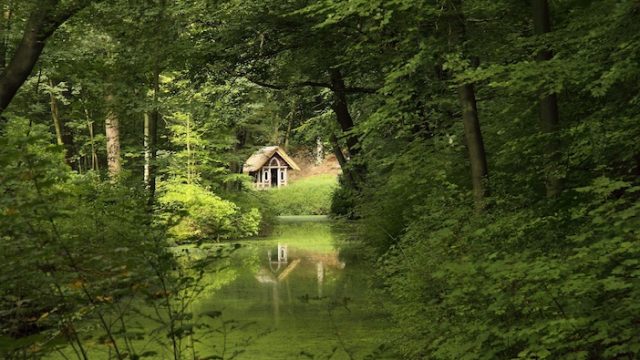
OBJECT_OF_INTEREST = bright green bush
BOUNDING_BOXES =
[268,174,337,215]
[158,180,261,242]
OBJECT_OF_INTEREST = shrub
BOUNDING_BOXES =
[376,177,640,359]
[329,178,357,218]
[0,118,156,354]
[158,180,261,242]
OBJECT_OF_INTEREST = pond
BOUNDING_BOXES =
[192,216,392,359]
[48,216,392,359]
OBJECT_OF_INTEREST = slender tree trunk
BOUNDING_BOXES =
[272,121,280,145]
[0,1,13,72]
[49,79,76,167]
[533,0,562,197]
[145,0,166,203]
[445,0,490,211]
[144,67,159,203]
[284,113,292,151]
[105,93,121,177]
[84,106,99,171]
[49,81,63,146]
[229,128,247,191]
[144,112,157,195]
[82,99,99,171]
[186,114,193,184]
[88,122,98,170]
[458,83,489,210]
[328,68,366,188]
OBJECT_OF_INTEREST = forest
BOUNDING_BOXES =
[1,0,640,359]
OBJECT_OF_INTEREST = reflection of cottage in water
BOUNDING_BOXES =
[243,146,300,189]
[254,243,346,325]
[255,244,300,283]
[254,243,345,285]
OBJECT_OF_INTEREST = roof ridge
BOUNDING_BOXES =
[243,145,301,173]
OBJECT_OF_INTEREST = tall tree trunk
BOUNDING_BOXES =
[0,0,92,116]
[49,79,76,167]
[446,0,490,211]
[228,128,247,191]
[458,83,489,210]
[49,81,63,146]
[284,113,292,151]
[144,111,157,195]
[328,68,365,188]
[87,120,98,171]
[144,67,159,203]
[0,1,13,72]
[105,93,121,177]
[144,0,166,203]
[328,68,359,158]
[533,0,562,197]
[185,114,193,184]
[82,99,99,171]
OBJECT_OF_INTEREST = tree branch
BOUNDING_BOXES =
[245,76,378,94]
[0,0,99,115]
[245,77,330,90]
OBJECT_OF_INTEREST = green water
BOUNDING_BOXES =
[50,216,392,359]
[192,217,391,359]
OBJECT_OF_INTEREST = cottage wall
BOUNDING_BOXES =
[244,146,299,189]
[254,154,290,189]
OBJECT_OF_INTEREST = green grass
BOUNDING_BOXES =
[276,215,330,223]
[268,174,337,216]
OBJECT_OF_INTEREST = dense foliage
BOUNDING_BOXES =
[299,0,640,358]
[0,0,639,358]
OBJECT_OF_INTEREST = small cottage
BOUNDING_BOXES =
[243,146,300,189]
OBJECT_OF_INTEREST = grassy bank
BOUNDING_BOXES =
[268,174,337,216]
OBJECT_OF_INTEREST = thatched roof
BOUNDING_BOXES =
[243,146,300,173]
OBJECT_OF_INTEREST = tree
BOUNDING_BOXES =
[533,0,562,197]
[105,92,121,176]
[446,1,490,211]
[0,0,98,116]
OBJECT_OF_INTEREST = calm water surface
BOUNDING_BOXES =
[195,216,391,359]
[48,216,391,359]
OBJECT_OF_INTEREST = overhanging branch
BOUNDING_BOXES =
[245,76,378,94]
[245,77,331,90]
